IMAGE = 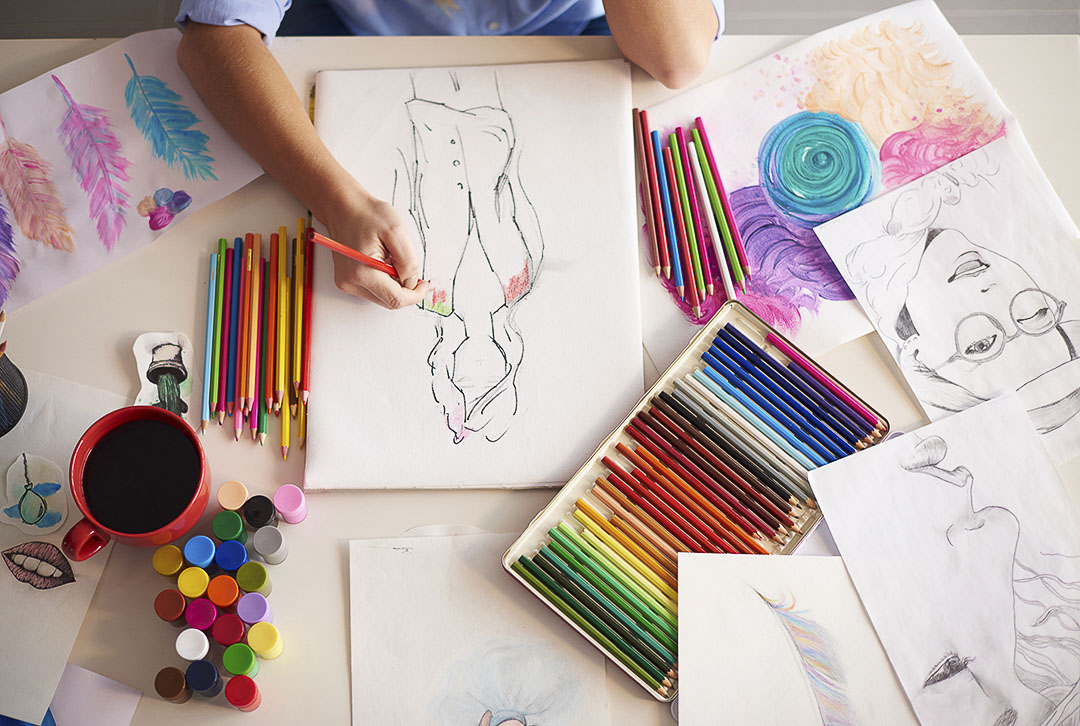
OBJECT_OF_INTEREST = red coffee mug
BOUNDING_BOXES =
[63,406,210,561]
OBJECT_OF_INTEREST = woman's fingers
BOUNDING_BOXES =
[383,223,422,291]
[334,257,430,310]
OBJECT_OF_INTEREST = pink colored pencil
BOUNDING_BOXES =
[251,259,266,440]
[695,116,750,281]
[663,146,701,317]
[217,247,234,424]
[676,127,714,297]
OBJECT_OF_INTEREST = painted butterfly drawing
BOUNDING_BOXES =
[3,453,61,529]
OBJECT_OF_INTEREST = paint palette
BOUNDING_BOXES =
[503,300,890,701]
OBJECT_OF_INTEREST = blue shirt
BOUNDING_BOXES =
[177,0,724,42]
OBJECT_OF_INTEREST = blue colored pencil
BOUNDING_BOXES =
[226,237,242,417]
[651,130,683,296]
[784,357,877,438]
[200,253,217,434]
[703,352,841,462]
[721,324,873,439]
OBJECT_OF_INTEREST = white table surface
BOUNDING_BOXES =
[2,32,1079,725]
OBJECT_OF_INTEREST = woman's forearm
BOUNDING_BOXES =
[603,0,718,88]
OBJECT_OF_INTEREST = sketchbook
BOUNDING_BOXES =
[307,60,643,489]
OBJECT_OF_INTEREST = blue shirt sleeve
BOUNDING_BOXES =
[713,0,725,38]
[176,0,291,43]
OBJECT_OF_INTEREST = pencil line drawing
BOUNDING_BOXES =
[757,589,854,725]
[842,147,1080,437]
[396,71,544,445]
[2,541,75,590]
[3,453,65,534]
[899,434,1080,726]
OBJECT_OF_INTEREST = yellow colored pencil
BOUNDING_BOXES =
[292,217,304,401]
[281,376,291,461]
[275,225,287,412]
[246,235,262,414]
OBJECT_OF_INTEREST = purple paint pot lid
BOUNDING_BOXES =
[184,598,218,631]
[236,592,272,624]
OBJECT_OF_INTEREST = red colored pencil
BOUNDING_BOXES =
[639,110,670,278]
[217,247,234,424]
[237,234,253,415]
[301,229,314,406]
[663,147,700,317]
[695,116,750,281]
[629,466,741,555]
[594,477,688,558]
[632,108,661,277]
[265,233,278,415]
[306,228,397,279]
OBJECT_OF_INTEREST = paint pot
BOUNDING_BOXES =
[176,627,210,661]
[236,561,271,596]
[152,544,185,577]
[214,539,249,572]
[225,674,261,712]
[183,535,215,569]
[177,566,209,599]
[184,597,218,631]
[272,483,306,524]
[252,525,287,565]
[217,480,249,512]
[154,588,187,627]
[211,510,247,544]
[223,642,259,677]
[155,666,191,704]
[207,574,240,610]
[185,659,223,698]
[236,592,272,625]
[242,495,276,530]
[247,621,283,659]
[212,612,246,647]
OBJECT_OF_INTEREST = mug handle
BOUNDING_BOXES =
[62,518,110,561]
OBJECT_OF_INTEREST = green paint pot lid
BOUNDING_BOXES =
[223,643,257,675]
[212,510,245,541]
[236,561,268,592]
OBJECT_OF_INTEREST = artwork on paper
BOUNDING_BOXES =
[132,332,194,419]
[816,135,1080,463]
[0,30,261,311]
[678,553,918,725]
[0,710,55,726]
[397,71,545,444]
[349,531,609,725]
[639,0,1030,368]
[810,395,1080,726]
[2,453,66,534]
[308,60,642,488]
[2,541,75,590]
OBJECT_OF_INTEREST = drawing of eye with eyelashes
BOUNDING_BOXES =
[928,289,1066,370]
[923,652,974,688]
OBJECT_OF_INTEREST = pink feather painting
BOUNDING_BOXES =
[0,112,73,252]
[52,74,130,250]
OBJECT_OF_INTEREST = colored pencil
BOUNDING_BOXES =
[690,127,743,293]
[217,247,233,424]
[632,109,661,277]
[669,134,706,303]
[281,296,291,464]
[200,252,217,434]
[695,117,750,282]
[293,219,304,399]
[250,259,265,441]
[591,486,680,568]
[288,237,298,418]
[594,476,687,562]
[675,128,713,297]
[210,239,226,418]
[246,237,262,415]
[226,238,242,417]
[265,233,278,414]
[662,147,699,316]
[577,498,678,591]
[651,130,682,295]
[639,111,670,278]
[237,234,252,414]
[305,228,397,279]
[301,229,314,406]
[688,140,736,302]
[258,257,270,446]
[275,226,287,413]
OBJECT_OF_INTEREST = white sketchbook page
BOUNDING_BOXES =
[49,664,141,726]
[0,370,124,724]
[816,135,1080,464]
[307,61,643,489]
[639,0,1028,369]
[348,532,609,725]
[678,554,918,726]
[0,29,262,312]
[810,395,1080,726]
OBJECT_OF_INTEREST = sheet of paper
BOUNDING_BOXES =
[816,135,1080,464]
[0,29,261,312]
[308,61,643,488]
[811,395,1080,726]
[641,0,1038,369]
[679,553,918,725]
[349,531,609,725]
[49,664,140,726]
[0,370,125,724]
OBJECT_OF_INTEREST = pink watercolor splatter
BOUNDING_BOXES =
[879,114,1006,189]
[502,264,530,304]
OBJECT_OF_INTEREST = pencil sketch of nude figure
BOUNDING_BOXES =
[396,70,544,444]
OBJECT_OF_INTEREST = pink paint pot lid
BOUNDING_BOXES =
[236,592,272,624]
[272,484,306,523]
[184,597,218,631]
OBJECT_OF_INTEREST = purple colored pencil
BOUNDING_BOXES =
[217,247,234,423]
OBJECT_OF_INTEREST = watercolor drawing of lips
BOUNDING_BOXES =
[2,541,76,590]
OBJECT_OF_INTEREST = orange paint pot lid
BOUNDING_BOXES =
[207,575,240,609]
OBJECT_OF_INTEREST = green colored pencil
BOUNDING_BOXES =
[691,128,745,291]
[582,526,679,617]
[210,239,227,413]
[669,133,706,299]
[257,253,270,445]
[510,560,667,694]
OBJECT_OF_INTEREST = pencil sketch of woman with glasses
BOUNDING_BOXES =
[842,145,1080,439]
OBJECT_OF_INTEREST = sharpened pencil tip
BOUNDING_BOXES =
[217,412,225,425]
[662,265,671,279]
[200,421,207,434]
[281,446,289,461]
[653,266,661,277]
[301,390,309,405]
[706,284,714,296]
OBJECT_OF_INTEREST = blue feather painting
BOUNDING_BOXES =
[0,191,18,308]
[123,53,217,182]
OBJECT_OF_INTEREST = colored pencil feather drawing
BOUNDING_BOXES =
[51,74,131,251]
[0,111,73,253]
[123,53,217,182]
[0,193,18,307]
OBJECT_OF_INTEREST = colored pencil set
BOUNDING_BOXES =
[200,218,315,461]
[633,109,750,319]
[504,302,888,699]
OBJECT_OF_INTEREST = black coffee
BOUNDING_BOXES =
[83,418,200,534]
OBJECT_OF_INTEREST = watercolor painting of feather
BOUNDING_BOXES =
[52,74,130,251]
[123,53,217,182]
[0,112,73,252]
[759,590,855,726]
[0,193,17,307]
